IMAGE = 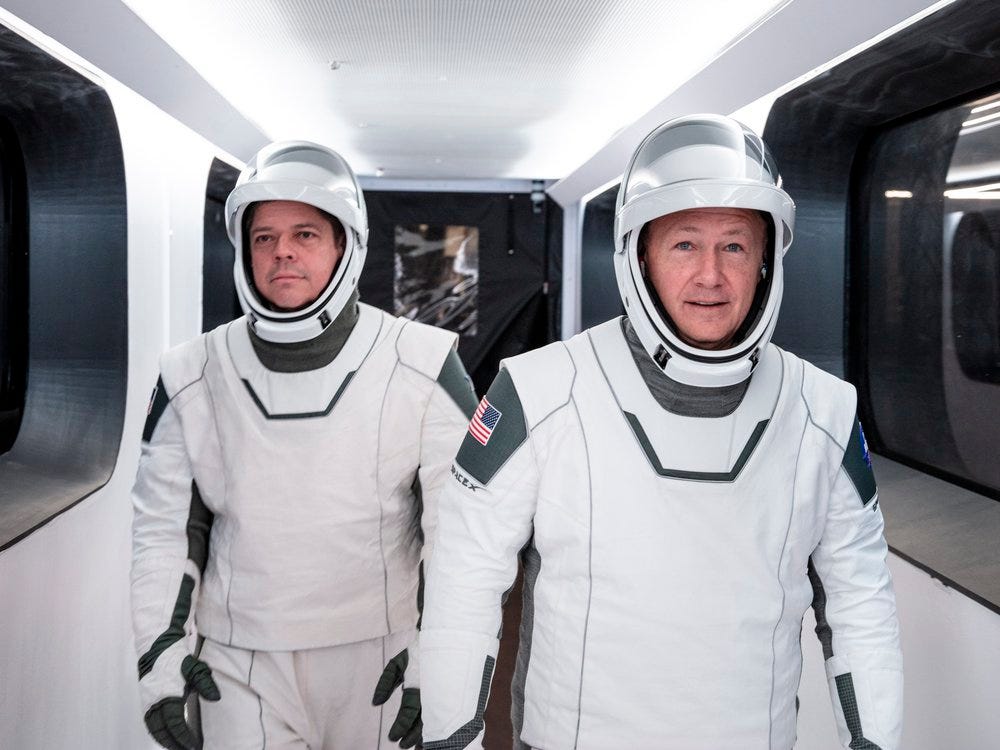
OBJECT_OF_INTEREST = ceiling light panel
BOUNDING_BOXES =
[122,0,786,179]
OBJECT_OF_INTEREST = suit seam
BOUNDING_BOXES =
[522,342,577,432]
[248,650,265,750]
[477,346,574,489]
[162,333,212,405]
[376,637,387,749]
[569,393,593,750]
[769,411,809,749]
[195,330,237,647]
[395,316,453,381]
[376,339,404,634]
[392,319,441,506]
[376,363,399,633]
[799,365,847,454]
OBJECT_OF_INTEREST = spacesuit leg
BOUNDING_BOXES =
[304,629,412,749]
[199,639,312,750]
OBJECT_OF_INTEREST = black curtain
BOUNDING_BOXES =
[361,191,561,394]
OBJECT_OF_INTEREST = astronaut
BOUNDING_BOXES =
[131,141,476,750]
[420,115,903,749]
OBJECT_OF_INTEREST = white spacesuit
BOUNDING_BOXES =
[131,141,476,750]
[420,115,903,750]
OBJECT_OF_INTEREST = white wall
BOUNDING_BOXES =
[796,554,1000,749]
[0,461,145,748]
[0,17,236,748]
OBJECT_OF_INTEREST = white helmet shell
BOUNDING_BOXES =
[226,140,369,343]
[614,114,795,387]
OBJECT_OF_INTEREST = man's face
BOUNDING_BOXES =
[249,201,344,311]
[643,207,766,350]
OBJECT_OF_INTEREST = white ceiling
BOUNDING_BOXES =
[120,0,787,180]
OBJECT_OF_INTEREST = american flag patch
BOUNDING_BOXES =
[469,397,502,446]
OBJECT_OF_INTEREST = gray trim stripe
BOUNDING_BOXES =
[624,412,769,482]
[142,376,170,443]
[767,415,801,750]
[241,371,355,420]
[416,560,426,629]
[808,557,834,659]
[249,651,266,750]
[436,348,478,418]
[512,542,540,750]
[572,395,595,748]
[376,638,387,750]
[375,358,399,635]
[187,481,214,574]
[835,673,883,750]
[137,481,213,678]
[137,574,196,679]
[528,342,577,430]
[424,656,496,750]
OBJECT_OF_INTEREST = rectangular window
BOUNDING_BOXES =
[859,91,1000,496]
[202,158,241,332]
[0,23,128,547]
[0,117,26,456]
[394,223,479,336]
[580,184,624,330]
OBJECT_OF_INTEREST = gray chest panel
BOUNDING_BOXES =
[586,320,784,481]
[222,305,385,419]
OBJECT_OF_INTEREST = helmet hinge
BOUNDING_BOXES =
[653,344,670,369]
[318,310,332,329]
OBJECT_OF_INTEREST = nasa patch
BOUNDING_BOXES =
[858,422,872,469]
[843,417,877,506]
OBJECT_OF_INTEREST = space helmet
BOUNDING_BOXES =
[614,114,795,387]
[226,140,368,343]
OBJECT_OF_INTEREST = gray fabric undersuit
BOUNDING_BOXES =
[248,289,360,373]
[621,317,750,418]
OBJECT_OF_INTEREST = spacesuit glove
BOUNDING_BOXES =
[141,643,220,750]
[389,688,422,749]
[373,649,423,748]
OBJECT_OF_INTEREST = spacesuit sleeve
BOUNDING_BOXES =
[398,348,477,691]
[420,367,540,749]
[809,417,903,750]
[417,348,479,563]
[130,376,212,691]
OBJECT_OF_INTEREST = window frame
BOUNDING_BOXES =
[0,115,28,456]
[0,22,128,551]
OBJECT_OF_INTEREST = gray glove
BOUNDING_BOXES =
[373,649,422,749]
[142,651,220,750]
